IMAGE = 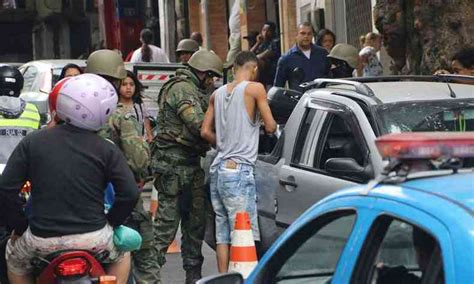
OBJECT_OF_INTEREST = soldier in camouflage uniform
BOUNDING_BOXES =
[86,50,160,284]
[152,50,223,283]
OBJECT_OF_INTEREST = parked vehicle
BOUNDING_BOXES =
[204,75,474,253]
[200,132,474,283]
[18,60,86,123]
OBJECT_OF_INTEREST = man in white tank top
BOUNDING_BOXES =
[201,51,276,273]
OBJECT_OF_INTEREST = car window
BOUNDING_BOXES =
[351,216,444,284]
[376,100,474,134]
[22,66,38,92]
[292,108,317,165]
[267,210,356,283]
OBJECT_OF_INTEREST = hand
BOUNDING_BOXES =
[146,133,154,143]
[434,69,450,75]
[256,34,264,44]
[10,231,20,245]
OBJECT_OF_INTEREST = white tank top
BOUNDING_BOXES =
[211,81,260,169]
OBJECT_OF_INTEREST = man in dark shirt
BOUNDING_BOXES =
[250,22,281,89]
[274,22,330,91]
[0,74,139,284]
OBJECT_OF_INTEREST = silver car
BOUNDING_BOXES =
[18,60,86,122]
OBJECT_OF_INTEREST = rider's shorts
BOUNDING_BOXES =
[6,224,123,276]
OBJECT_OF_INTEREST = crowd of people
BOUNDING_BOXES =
[0,23,473,284]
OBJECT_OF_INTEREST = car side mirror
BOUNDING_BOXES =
[325,158,373,182]
[196,273,244,284]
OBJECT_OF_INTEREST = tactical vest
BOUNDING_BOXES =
[156,75,208,155]
[0,103,40,163]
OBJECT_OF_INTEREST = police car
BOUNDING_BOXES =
[199,132,474,284]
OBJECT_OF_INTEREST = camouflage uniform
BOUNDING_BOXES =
[99,104,159,284]
[152,68,210,283]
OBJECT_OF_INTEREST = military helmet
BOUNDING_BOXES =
[176,39,199,53]
[188,50,224,77]
[86,49,127,80]
[0,65,23,97]
[327,44,359,69]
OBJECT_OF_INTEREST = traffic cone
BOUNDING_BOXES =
[228,211,258,278]
[150,185,181,253]
[149,185,159,218]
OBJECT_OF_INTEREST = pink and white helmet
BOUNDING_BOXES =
[56,73,117,131]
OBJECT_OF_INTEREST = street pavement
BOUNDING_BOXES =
[142,190,219,283]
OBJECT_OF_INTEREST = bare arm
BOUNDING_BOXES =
[248,83,277,134]
[144,117,153,143]
[201,93,217,146]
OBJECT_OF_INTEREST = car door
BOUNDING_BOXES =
[348,198,454,284]
[248,196,377,284]
[276,99,374,226]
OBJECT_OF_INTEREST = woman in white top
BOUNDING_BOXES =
[359,32,383,77]
[130,29,170,63]
[119,70,154,142]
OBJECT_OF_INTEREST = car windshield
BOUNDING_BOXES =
[376,99,474,134]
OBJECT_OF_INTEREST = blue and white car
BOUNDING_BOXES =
[199,132,474,284]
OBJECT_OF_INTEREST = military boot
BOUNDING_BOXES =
[185,266,202,284]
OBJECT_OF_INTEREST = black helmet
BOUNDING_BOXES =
[0,65,23,97]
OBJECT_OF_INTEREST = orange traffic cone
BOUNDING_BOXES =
[228,211,258,278]
[167,238,181,254]
[149,185,159,218]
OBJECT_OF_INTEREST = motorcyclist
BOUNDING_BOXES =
[0,74,139,284]
[0,65,40,166]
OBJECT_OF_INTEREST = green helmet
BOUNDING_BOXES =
[176,39,199,53]
[86,49,127,80]
[188,50,224,77]
[327,44,359,69]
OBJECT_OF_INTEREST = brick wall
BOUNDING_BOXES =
[188,0,201,35]
[207,0,229,60]
[280,0,297,52]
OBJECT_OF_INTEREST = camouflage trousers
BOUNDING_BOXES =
[125,196,161,284]
[153,164,206,272]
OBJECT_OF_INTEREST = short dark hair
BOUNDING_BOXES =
[263,21,277,35]
[234,51,258,68]
[299,22,314,33]
[316,29,336,47]
[452,47,474,69]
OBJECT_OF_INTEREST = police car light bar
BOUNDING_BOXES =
[376,132,474,159]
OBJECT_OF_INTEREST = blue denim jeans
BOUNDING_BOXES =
[210,161,260,244]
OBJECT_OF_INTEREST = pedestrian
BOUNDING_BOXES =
[130,28,170,63]
[119,70,154,142]
[176,39,200,64]
[250,22,281,89]
[86,49,159,283]
[201,51,276,273]
[226,0,241,63]
[58,63,83,81]
[359,32,383,77]
[152,50,223,283]
[191,31,205,50]
[0,73,138,284]
[327,43,362,78]
[274,22,330,91]
[315,28,336,52]
[435,47,474,76]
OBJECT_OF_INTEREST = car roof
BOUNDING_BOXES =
[312,80,473,105]
[23,59,86,69]
[328,171,474,217]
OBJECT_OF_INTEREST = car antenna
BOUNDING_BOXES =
[436,75,457,98]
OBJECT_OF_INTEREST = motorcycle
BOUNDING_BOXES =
[32,250,117,284]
